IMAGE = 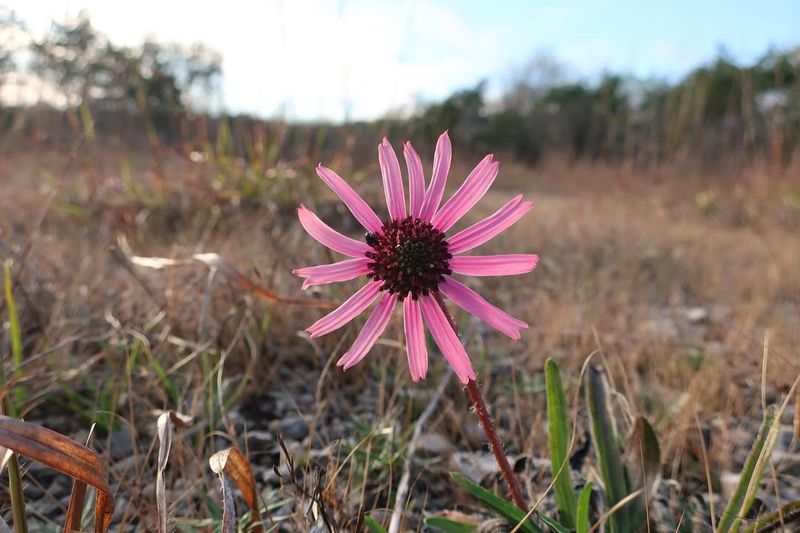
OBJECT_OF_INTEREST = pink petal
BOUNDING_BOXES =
[337,292,397,370]
[306,281,382,338]
[297,205,371,258]
[446,195,534,254]
[449,254,539,277]
[419,295,476,384]
[378,138,406,220]
[316,165,382,232]
[419,131,452,221]
[431,155,497,232]
[439,276,528,340]
[404,142,426,218]
[293,257,372,289]
[403,297,428,381]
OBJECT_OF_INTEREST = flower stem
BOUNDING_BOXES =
[432,292,528,513]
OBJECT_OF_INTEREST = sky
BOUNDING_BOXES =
[7,0,800,121]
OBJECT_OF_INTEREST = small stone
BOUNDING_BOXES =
[280,416,309,441]
[720,471,740,500]
[773,450,800,476]
[112,497,128,522]
[452,451,500,483]
[686,306,709,323]
[417,432,452,456]
[780,405,795,425]
[108,429,136,460]
[776,425,798,453]
[642,317,678,339]
[246,429,275,448]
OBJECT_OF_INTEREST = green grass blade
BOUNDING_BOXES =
[1,262,28,533]
[5,454,27,533]
[3,262,24,415]
[630,416,661,503]
[424,516,477,533]
[538,513,571,533]
[451,473,543,533]
[742,498,800,533]
[545,358,577,528]
[576,482,593,533]
[718,405,778,532]
[586,365,635,533]
[363,515,387,533]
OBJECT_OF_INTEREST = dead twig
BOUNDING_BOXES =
[387,369,454,533]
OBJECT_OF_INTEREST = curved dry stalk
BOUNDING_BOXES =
[0,416,112,532]
[387,368,454,533]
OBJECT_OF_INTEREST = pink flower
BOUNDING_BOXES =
[293,132,537,384]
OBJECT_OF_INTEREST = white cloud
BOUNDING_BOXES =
[9,0,503,120]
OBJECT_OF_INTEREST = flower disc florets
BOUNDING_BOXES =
[365,216,452,300]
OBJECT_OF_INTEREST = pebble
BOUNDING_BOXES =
[107,429,136,461]
[451,451,500,483]
[417,432,452,456]
[772,450,800,477]
[685,306,709,323]
[279,416,309,441]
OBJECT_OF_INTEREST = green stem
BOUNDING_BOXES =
[744,499,800,533]
[2,263,27,532]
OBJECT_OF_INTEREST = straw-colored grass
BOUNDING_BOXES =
[1,137,798,530]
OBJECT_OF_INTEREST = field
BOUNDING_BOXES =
[1,133,799,531]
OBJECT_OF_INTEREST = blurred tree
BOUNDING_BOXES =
[413,81,486,151]
[479,110,540,162]
[30,12,221,114]
[0,7,23,101]
[30,13,107,106]
[502,53,566,114]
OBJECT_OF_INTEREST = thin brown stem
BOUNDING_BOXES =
[432,291,528,513]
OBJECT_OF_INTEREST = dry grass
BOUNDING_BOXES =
[1,137,798,530]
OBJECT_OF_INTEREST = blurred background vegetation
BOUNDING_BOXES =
[1,8,799,173]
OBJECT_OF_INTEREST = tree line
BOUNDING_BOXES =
[402,49,799,168]
[1,8,798,170]
[0,9,221,142]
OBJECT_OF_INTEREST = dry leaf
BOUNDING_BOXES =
[192,253,325,307]
[129,256,185,269]
[150,409,194,429]
[156,412,173,533]
[209,447,264,533]
[0,416,112,532]
[64,425,96,532]
[120,236,333,308]
[218,470,236,533]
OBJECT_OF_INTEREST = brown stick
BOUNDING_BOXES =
[432,292,528,513]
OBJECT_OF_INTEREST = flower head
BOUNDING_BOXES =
[293,132,537,384]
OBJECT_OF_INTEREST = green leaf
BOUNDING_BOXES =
[424,516,477,533]
[718,405,779,533]
[576,482,593,533]
[545,358,577,529]
[538,513,571,533]
[451,472,543,533]
[586,365,639,533]
[364,515,387,533]
[630,417,661,498]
